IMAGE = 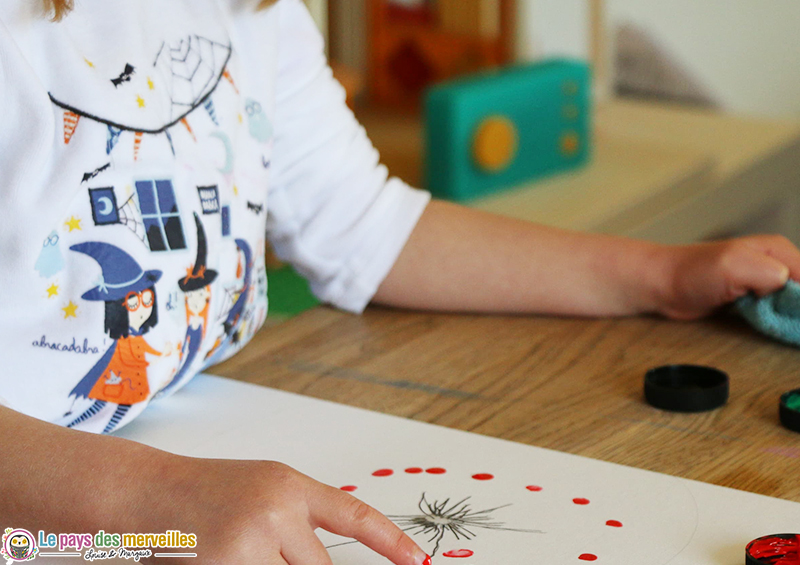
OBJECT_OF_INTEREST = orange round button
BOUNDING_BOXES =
[472,116,519,173]
[560,132,580,156]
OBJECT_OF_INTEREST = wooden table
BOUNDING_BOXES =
[215,306,800,502]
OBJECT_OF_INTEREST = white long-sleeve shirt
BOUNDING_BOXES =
[0,0,429,433]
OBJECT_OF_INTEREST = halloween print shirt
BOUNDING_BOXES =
[0,0,430,433]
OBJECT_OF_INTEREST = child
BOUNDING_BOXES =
[2,0,799,563]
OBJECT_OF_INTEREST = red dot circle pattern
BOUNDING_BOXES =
[342,472,612,561]
[443,549,474,558]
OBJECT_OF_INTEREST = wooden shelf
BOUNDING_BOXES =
[367,0,515,110]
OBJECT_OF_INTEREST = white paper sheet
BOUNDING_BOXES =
[116,375,800,564]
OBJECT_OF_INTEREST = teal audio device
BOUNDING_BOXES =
[424,59,591,202]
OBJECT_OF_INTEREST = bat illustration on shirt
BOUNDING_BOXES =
[81,163,111,183]
[111,63,136,87]
[246,201,264,214]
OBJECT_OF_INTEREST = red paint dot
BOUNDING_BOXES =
[340,485,358,492]
[426,467,447,475]
[443,549,474,558]
[472,473,494,481]
[606,520,623,528]
[372,469,394,477]
[405,467,424,474]
[526,485,543,492]
[573,498,590,505]
[578,554,598,561]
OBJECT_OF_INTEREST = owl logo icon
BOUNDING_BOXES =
[1,528,38,562]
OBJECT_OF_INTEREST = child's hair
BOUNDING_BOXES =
[45,0,278,21]
[43,0,72,21]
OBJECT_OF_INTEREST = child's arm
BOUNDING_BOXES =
[0,405,428,565]
[374,199,800,319]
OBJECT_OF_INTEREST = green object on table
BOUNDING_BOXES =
[267,265,319,319]
[425,59,592,202]
[785,393,800,411]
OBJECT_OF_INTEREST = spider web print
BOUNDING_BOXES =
[213,287,236,325]
[326,493,543,558]
[153,35,233,122]
[118,194,148,246]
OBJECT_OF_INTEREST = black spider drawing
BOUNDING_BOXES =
[327,493,543,558]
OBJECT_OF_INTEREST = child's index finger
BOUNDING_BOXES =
[308,483,429,565]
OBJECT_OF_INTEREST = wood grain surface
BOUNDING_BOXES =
[215,306,800,502]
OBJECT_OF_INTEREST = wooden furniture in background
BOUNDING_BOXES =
[216,305,800,502]
[367,0,516,109]
[331,61,365,108]
[355,99,800,245]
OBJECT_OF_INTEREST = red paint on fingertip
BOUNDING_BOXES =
[472,473,494,481]
[578,554,598,561]
[606,520,623,528]
[526,485,543,492]
[405,467,424,474]
[340,485,358,492]
[422,555,432,565]
[443,549,474,558]
[426,467,447,475]
[573,498,590,505]
[372,469,394,477]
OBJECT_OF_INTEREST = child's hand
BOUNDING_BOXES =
[144,456,429,565]
[0,405,428,565]
[658,235,800,320]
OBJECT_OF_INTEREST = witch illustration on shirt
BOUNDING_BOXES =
[204,238,253,364]
[63,242,168,433]
[157,214,217,398]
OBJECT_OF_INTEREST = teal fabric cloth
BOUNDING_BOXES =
[737,280,800,347]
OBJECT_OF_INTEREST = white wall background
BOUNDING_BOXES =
[517,0,589,62]
[519,0,800,118]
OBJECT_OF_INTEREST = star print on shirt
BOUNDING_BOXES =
[46,284,59,298]
[137,95,146,108]
[62,301,78,319]
[65,216,82,232]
